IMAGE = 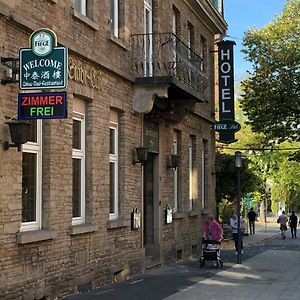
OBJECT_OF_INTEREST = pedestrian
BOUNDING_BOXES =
[203,214,223,241]
[247,207,257,235]
[230,210,243,255]
[277,210,288,239]
[289,211,298,238]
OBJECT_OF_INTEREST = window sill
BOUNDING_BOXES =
[173,212,184,220]
[108,33,129,51]
[70,224,98,235]
[201,208,209,215]
[16,229,57,244]
[188,211,198,217]
[107,218,130,229]
[72,9,99,31]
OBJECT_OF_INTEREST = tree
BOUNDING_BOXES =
[239,0,300,143]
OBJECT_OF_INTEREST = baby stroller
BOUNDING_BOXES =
[199,239,223,269]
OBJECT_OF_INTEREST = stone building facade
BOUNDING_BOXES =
[0,1,227,299]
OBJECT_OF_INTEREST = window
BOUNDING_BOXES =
[173,131,180,212]
[111,0,119,38]
[21,120,42,231]
[189,136,195,211]
[72,100,85,225]
[109,110,119,220]
[172,6,180,75]
[144,0,153,76]
[74,0,93,18]
[201,140,208,209]
[187,23,194,84]
[200,35,207,72]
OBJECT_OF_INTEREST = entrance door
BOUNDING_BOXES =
[143,153,155,255]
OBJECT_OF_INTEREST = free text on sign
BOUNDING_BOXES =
[18,92,67,119]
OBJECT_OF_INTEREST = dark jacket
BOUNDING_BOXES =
[289,214,298,227]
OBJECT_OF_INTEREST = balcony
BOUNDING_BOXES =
[130,33,208,114]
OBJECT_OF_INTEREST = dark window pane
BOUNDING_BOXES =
[22,152,37,222]
[27,120,37,143]
[109,162,115,213]
[73,119,81,150]
[110,128,115,154]
[72,158,81,217]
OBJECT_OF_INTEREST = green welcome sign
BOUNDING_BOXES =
[19,28,68,90]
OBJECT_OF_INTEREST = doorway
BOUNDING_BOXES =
[143,152,159,257]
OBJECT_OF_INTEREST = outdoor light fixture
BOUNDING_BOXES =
[3,120,31,151]
[235,151,242,264]
[235,151,242,168]
[167,154,180,170]
[133,146,148,165]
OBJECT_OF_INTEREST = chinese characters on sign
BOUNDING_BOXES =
[19,47,68,90]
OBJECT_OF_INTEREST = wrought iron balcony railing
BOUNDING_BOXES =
[130,32,208,96]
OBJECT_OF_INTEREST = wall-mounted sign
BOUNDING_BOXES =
[20,47,68,90]
[217,40,236,144]
[18,92,67,119]
[68,57,103,90]
[30,28,57,57]
[214,119,241,133]
[165,205,173,224]
[19,28,68,90]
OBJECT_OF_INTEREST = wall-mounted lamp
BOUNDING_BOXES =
[167,154,180,170]
[133,146,149,165]
[3,120,31,151]
[1,57,19,84]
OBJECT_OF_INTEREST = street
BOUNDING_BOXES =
[61,222,300,300]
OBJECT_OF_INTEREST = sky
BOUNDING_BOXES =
[223,0,288,83]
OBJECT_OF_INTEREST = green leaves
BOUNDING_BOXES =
[240,0,300,142]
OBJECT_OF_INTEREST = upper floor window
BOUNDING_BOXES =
[21,120,42,231]
[109,110,119,220]
[200,35,207,72]
[72,99,86,225]
[74,0,93,19]
[111,0,119,38]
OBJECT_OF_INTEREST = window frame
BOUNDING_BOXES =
[109,120,119,220]
[173,132,179,212]
[74,0,87,16]
[20,120,42,232]
[111,0,119,38]
[188,136,194,211]
[72,113,86,225]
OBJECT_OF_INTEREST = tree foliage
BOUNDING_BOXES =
[215,151,262,205]
[239,0,300,143]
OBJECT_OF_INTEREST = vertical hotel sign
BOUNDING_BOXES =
[217,40,237,143]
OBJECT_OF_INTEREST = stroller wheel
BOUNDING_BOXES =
[200,260,205,268]
[219,260,224,269]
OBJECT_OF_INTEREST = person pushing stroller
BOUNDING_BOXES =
[200,214,223,268]
[203,214,223,242]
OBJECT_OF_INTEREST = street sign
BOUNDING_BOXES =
[19,47,68,90]
[18,91,67,119]
[214,119,241,133]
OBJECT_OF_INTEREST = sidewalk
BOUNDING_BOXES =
[165,222,300,300]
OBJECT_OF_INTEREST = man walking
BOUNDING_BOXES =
[247,207,257,235]
[289,211,298,238]
[278,211,288,239]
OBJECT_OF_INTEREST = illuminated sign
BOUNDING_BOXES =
[217,40,236,144]
[18,92,67,119]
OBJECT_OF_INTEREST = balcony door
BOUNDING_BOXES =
[144,0,153,76]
